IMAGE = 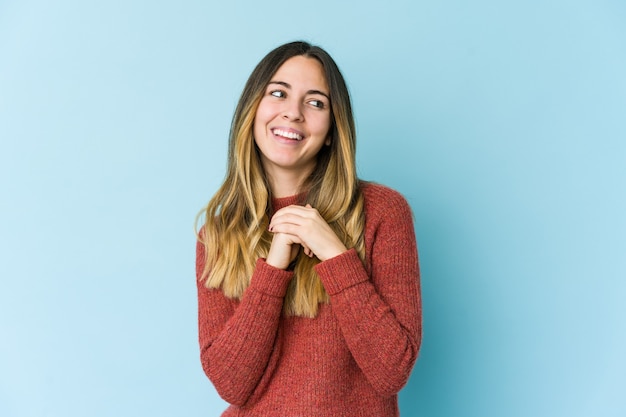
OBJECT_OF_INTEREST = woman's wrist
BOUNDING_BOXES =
[317,243,348,262]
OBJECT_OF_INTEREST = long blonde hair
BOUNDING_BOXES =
[196,41,365,317]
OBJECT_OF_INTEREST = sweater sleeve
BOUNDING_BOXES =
[314,188,422,397]
[196,240,292,407]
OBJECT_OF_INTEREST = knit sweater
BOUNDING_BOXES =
[196,183,421,417]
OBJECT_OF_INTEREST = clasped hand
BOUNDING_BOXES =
[265,204,347,270]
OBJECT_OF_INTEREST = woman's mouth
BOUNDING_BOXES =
[272,128,304,141]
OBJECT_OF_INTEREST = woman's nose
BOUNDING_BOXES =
[282,99,303,122]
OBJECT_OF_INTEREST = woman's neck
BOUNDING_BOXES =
[265,167,312,198]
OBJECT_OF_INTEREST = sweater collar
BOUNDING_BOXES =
[271,192,307,212]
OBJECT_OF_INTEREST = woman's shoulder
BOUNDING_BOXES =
[359,181,413,217]
[360,181,410,205]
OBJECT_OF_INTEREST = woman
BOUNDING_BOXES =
[196,41,421,416]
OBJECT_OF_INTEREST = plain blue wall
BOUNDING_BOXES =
[1,1,624,416]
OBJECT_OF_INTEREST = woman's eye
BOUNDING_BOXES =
[270,90,285,98]
[309,99,325,109]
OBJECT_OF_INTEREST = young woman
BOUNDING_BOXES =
[196,41,421,416]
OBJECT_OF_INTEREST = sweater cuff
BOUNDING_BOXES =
[314,248,369,295]
[249,258,294,298]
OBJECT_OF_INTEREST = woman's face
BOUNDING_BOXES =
[253,55,332,183]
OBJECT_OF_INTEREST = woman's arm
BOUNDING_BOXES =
[314,190,421,397]
[196,241,292,406]
[268,188,421,396]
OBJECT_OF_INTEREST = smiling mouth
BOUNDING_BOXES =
[272,128,304,141]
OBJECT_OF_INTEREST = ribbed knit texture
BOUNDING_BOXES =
[196,183,421,416]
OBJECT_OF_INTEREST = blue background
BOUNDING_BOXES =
[1,0,625,416]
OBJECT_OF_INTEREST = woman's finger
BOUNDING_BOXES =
[269,213,304,230]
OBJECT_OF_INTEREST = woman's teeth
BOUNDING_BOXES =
[273,128,303,141]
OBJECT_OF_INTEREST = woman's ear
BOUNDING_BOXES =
[325,136,331,146]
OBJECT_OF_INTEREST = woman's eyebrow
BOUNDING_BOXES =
[268,81,330,101]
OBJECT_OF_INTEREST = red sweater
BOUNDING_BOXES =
[196,183,422,416]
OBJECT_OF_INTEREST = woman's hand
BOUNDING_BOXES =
[268,204,348,262]
[265,232,302,270]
